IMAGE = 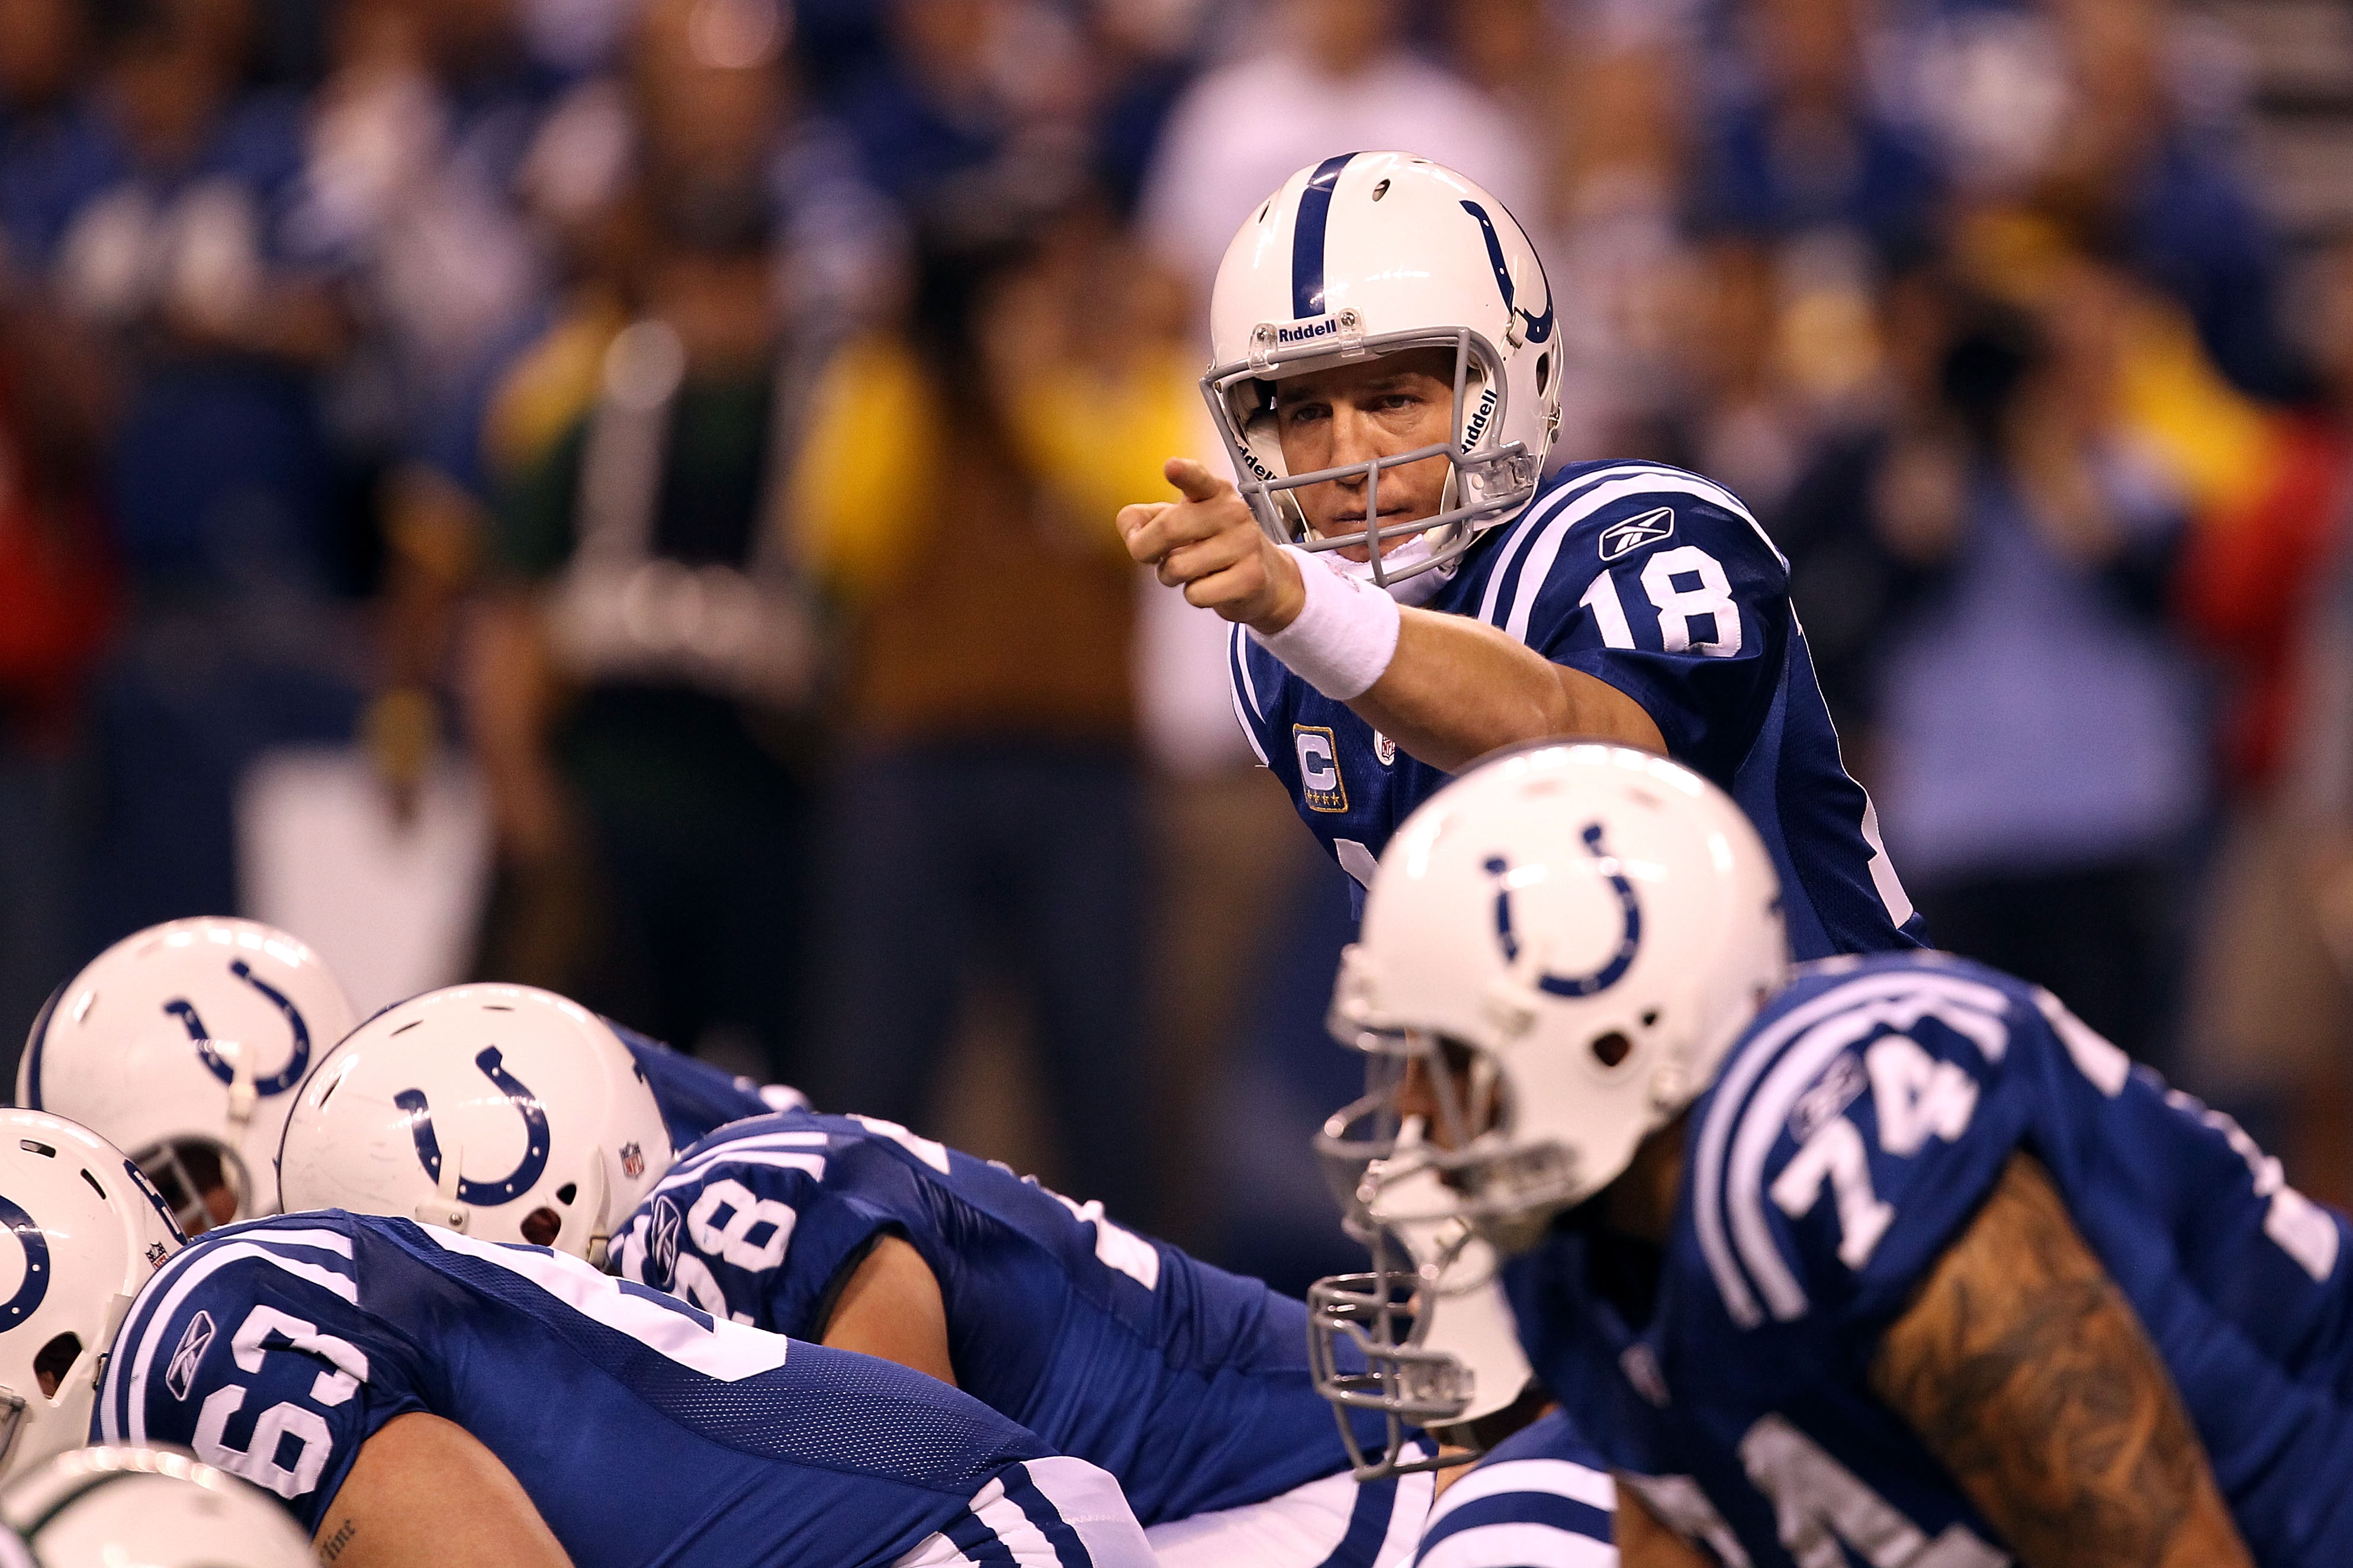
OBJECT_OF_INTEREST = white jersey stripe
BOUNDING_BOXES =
[1377,1467,1439,1567]
[1695,967,2015,1324]
[1228,624,1272,765]
[107,1240,362,1447]
[1473,475,1603,629]
[1416,1524,1618,1568]
[1426,1460,1615,1524]
[653,1148,827,1194]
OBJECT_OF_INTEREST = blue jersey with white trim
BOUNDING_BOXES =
[602,1020,776,1150]
[612,1109,1382,1525]
[97,1211,1139,1567]
[1229,460,1924,960]
[1410,1411,1616,1567]
[1503,952,2353,1567]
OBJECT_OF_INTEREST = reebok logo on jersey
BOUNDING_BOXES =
[1599,507,1674,561]
[650,1194,682,1284]
[166,1309,215,1400]
[1294,725,1348,813]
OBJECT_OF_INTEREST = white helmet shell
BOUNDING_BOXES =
[1325,743,1788,1239]
[20,919,359,1233]
[0,1114,183,1485]
[2,1445,314,1567]
[278,985,672,1264]
[1203,150,1561,587]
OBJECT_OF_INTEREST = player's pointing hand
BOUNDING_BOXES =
[1117,457,1306,633]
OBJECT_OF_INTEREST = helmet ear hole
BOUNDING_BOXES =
[1534,352,1550,397]
[520,1208,562,1247]
[33,1333,81,1399]
[1590,1032,1632,1069]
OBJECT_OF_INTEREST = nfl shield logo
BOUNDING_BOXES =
[620,1142,645,1180]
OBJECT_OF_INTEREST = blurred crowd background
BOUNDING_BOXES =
[2,0,2352,1291]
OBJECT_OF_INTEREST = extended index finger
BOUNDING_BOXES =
[1165,456,1232,505]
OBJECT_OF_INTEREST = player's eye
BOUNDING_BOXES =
[1284,401,1330,426]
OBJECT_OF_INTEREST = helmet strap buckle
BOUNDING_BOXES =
[419,1143,470,1232]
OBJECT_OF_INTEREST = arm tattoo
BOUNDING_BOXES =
[1869,1152,2250,1568]
[320,1517,359,1563]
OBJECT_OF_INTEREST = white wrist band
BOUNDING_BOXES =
[1249,545,1401,700]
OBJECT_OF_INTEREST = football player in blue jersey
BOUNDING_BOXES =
[1117,151,1918,960]
[0,1109,1155,1566]
[593,1015,803,1150]
[1313,742,2351,1566]
[611,1109,1442,1565]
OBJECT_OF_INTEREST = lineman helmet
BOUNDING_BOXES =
[21,920,357,1234]
[1307,746,1786,1470]
[1203,150,1561,588]
[0,1113,183,1483]
[2,1445,313,1567]
[278,985,671,1265]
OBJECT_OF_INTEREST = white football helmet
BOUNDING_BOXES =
[20,919,359,1234]
[1307,745,1787,1472]
[2,1445,313,1567]
[1203,150,1561,587]
[0,1114,183,1485]
[278,984,672,1265]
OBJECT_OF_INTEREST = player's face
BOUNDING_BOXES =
[1273,347,1457,559]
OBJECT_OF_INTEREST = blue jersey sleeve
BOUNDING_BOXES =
[1691,959,2039,1357]
[603,1020,773,1150]
[94,1223,423,1534]
[615,1113,914,1338]
[1518,475,1790,781]
[1412,1410,1616,1566]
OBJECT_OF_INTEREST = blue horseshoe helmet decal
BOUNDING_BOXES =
[1484,823,1642,997]
[1459,199,1555,346]
[393,1047,551,1203]
[163,960,312,1097]
[0,1195,49,1328]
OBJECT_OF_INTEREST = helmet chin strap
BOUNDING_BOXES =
[218,1039,258,1129]
[581,1145,613,1269]
[418,1144,470,1233]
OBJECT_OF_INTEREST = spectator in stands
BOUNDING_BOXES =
[470,0,835,1086]
[0,305,114,1061]
[0,0,108,280]
[1139,0,1536,304]
[1867,253,2206,1061]
[1690,0,1942,259]
[2176,236,2353,1203]
[792,202,1150,1223]
[61,0,367,950]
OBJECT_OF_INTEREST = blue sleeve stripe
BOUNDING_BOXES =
[998,1462,1096,1568]
[1313,1466,1406,1568]
[943,1503,1022,1565]
[1417,1492,1612,1548]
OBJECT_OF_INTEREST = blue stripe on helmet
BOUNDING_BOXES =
[1291,153,1359,320]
